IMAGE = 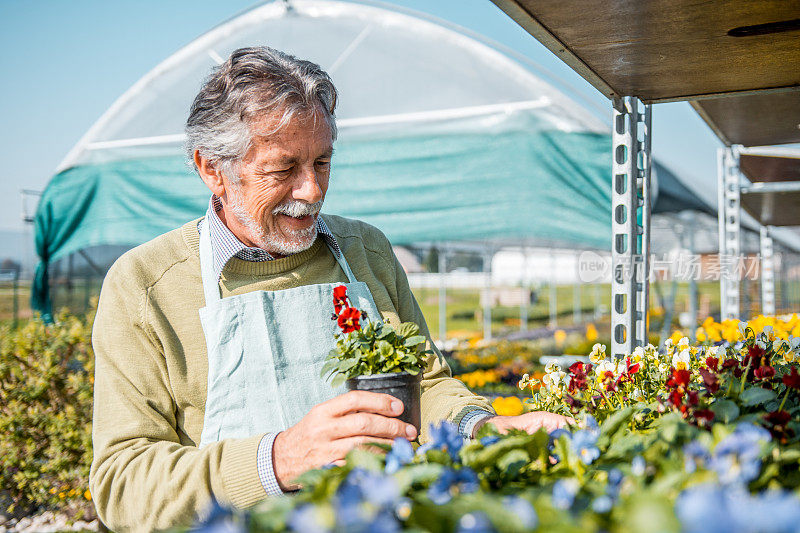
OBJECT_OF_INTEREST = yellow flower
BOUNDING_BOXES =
[554,329,567,345]
[492,396,524,416]
[668,330,684,345]
[84,489,92,501]
[586,323,598,342]
[672,349,691,371]
[696,328,707,342]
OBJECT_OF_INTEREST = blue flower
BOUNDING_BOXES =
[503,496,538,529]
[606,468,624,499]
[428,467,479,505]
[337,468,399,509]
[287,504,331,533]
[456,512,495,533]
[677,484,800,533]
[631,455,646,476]
[708,424,769,486]
[418,421,464,461]
[480,435,501,447]
[675,485,737,533]
[193,501,246,533]
[584,414,599,436]
[570,429,600,465]
[592,495,613,514]
[683,440,710,473]
[385,438,414,474]
[552,478,580,510]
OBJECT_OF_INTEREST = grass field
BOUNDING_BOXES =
[2,278,798,340]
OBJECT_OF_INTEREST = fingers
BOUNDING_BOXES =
[318,390,404,418]
[333,412,417,441]
[334,436,396,456]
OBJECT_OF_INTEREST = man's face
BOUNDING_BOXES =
[222,108,333,256]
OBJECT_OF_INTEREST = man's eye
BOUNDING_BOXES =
[316,160,331,168]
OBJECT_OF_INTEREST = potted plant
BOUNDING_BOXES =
[322,285,434,432]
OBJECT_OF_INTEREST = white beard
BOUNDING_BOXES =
[228,188,321,256]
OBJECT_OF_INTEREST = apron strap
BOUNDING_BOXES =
[198,218,223,305]
[199,215,359,306]
[320,215,358,284]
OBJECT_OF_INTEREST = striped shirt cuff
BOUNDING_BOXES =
[256,432,284,497]
[458,408,495,439]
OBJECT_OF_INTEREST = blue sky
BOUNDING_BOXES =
[0,0,723,232]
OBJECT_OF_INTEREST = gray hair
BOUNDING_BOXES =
[185,46,338,181]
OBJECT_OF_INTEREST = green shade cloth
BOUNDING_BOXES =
[34,127,697,316]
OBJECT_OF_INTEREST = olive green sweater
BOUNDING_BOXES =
[89,215,493,532]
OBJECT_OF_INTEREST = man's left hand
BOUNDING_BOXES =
[472,411,574,438]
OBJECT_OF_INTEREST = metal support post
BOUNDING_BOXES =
[549,250,557,327]
[438,248,447,344]
[520,248,529,332]
[611,97,651,357]
[687,212,698,340]
[760,226,776,316]
[718,147,741,320]
[483,250,493,342]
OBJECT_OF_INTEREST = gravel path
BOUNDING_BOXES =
[0,512,100,533]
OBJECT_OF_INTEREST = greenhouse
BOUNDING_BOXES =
[6,1,800,532]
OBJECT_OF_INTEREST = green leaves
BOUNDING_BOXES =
[740,387,777,407]
[323,317,429,381]
[710,399,740,423]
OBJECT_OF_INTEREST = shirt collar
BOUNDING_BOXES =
[203,195,340,281]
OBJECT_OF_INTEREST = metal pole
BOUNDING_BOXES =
[611,96,651,357]
[718,147,741,320]
[438,247,447,344]
[483,250,493,342]
[688,212,698,340]
[761,226,776,315]
[549,250,557,327]
[520,247,529,332]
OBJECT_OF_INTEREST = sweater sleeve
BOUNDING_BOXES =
[386,249,496,443]
[89,261,266,532]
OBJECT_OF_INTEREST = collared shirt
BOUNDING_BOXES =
[200,195,492,496]
[203,195,341,281]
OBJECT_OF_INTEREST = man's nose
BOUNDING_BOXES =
[294,167,323,204]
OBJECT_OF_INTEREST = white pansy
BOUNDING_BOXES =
[677,337,690,350]
[672,349,691,371]
[542,370,568,397]
[763,325,774,340]
[632,388,644,401]
[545,362,562,374]
[595,360,617,382]
[707,345,723,357]
[738,321,748,337]
[631,346,645,363]
[590,343,607,365]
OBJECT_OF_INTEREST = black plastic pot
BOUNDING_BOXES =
[346,371,422,433]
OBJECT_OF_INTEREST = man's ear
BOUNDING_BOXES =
[194,150,226,198]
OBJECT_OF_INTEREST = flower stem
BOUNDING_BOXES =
[739,358,753,395]
[779,387,790,412]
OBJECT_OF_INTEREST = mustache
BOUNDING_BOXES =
[272,200,323,218]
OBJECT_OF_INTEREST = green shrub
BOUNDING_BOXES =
[0,310,95,519]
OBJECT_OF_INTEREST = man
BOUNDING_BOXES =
[89,47,569,532]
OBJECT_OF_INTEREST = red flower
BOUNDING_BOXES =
[568,361,585,375]
[625,357,640,375]
[705,356,719,372]
[754,365,775,381]
[666,369,691,389]
[694,409,715,427]
[748,344,766,360]
[337,307,361,333]
[333,285,349,314]
[782,367,800,390]
[721,358,739,371]
[764,410,791,426]
[699,368,720,394]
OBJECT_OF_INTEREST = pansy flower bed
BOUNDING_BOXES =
[198,323,800,533]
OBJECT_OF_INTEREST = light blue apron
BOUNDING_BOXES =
[197,217,381,448]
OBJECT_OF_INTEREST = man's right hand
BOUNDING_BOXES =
[272,390,417,491]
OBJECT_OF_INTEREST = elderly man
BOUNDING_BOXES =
[89,47,569,532]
